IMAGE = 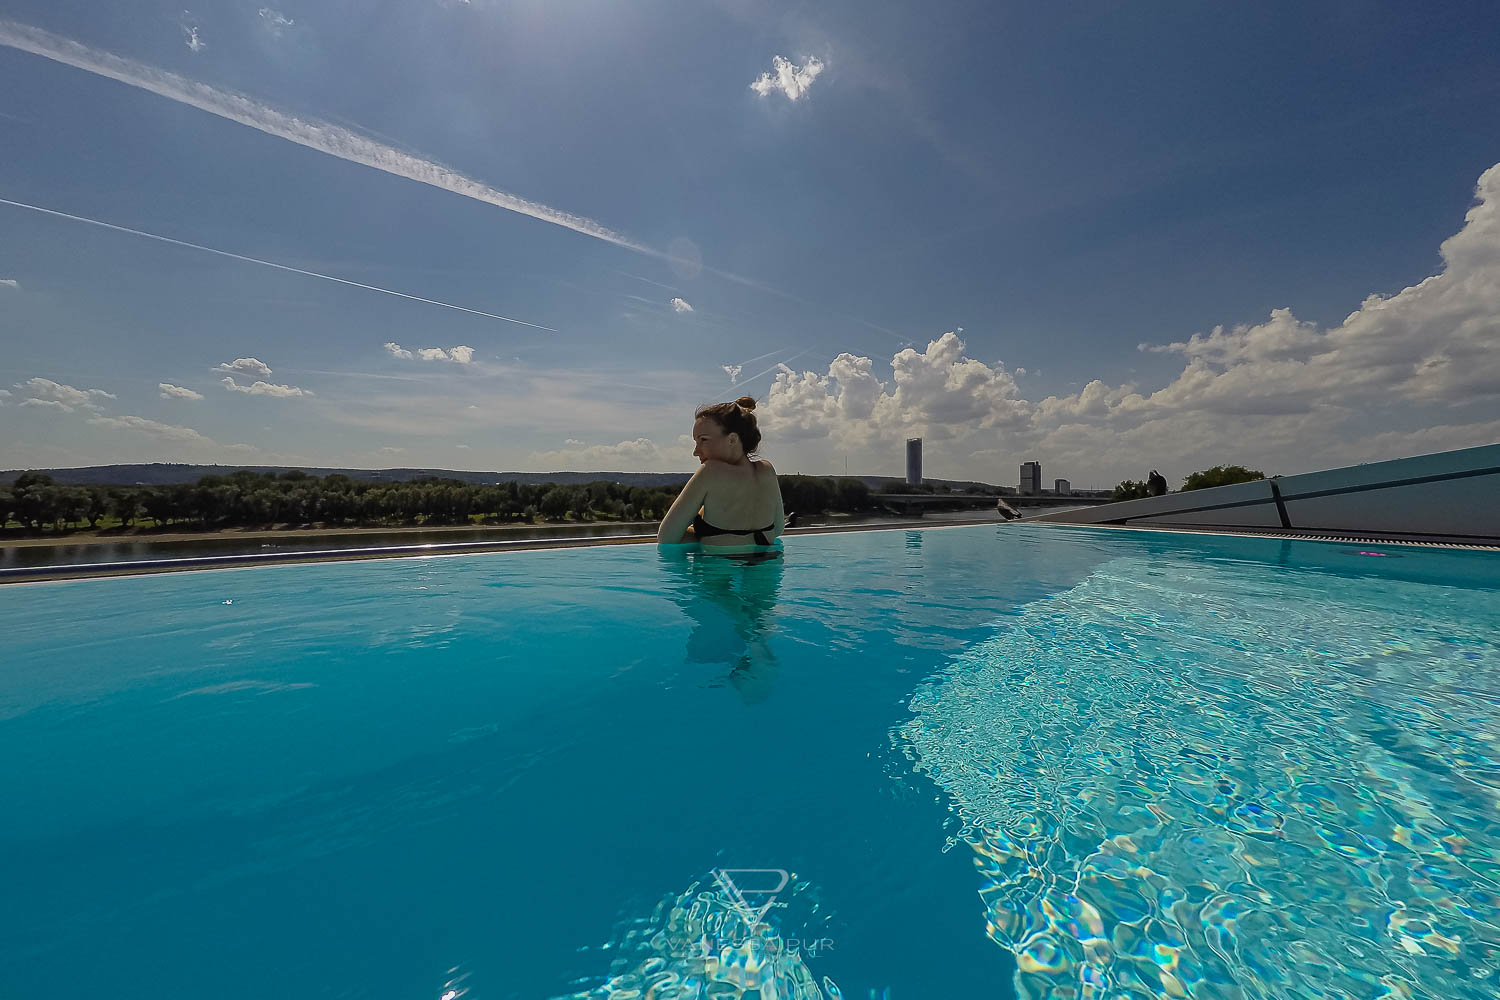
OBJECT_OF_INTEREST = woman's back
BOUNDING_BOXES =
[698,459,780,543]
[656,396,786,550]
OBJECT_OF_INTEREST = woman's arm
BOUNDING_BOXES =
[764,462,786,540]
[657,465,711,543]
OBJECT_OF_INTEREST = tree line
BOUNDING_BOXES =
[0,470,876,535]
[1113,464,1267,501]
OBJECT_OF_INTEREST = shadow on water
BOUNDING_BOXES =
[657,549,785,704]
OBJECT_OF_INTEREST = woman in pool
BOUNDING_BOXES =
[657,396,786,554]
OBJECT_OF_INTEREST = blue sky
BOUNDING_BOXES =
[2,0,1499,486]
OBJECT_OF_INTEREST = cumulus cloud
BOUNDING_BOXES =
[387,342,475,364]
[757,163,1500,484]
[12,377,115,412]
[1038,162,1500,432]
[749,55,825,101]
[214,357,273,377]
[722,364,743,384]
[220,376,312,397]
[763,331,1029,448]
[158,382,203,400]
[670,297,694,313]
[0,278,18,289]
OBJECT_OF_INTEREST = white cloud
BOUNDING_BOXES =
[763,331,1029,447]
[258,8,294,34]
[749,55,825,101]
[180,16,205,54]
[762,162,1500,486]
[670,297,694,313]
[722,364,743,384]
[377,446,405,455]
[214,357,274,377]
[1046,162,1500,428]
[0,22,648,254]
[87,414,214,444]
[388,342,476,364]
[82,414,264,457]
[526,437,688,472]
[158,382,204,400]
[220,376,312,397]
[13,377,115,412]
[0,278,18,289]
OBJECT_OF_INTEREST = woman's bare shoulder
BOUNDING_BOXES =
[754,459,777,475]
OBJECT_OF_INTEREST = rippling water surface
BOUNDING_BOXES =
[1,526,1496,998]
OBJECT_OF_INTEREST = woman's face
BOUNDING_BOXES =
[692,417,739,464]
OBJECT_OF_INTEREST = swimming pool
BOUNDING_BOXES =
[2,525,1497,998]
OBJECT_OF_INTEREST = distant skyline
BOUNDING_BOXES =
[2,2,1499,487]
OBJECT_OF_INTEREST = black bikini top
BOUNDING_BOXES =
[692,513,775,547]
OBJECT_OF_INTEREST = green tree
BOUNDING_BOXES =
[142,487,176,527]
[1181,465,1265,492]
[1113,480,1151,501]
[779,475,836,513]
[13,472,58,530]
[110,487,143,527]
[84,486,110,529]
[538,487,571,521]
[58,486,91,529]
[833,479,873,511]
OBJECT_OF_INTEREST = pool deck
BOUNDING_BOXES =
[0,519,988,585]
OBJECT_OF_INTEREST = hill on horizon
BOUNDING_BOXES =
[0,463,1005,492]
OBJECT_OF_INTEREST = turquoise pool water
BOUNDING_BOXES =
[2,525,1498,998]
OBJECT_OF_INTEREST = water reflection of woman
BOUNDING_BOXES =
[659,549,785,704]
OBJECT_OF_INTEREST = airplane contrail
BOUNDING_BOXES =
[733,349,817,390]
[0,197,557,331]
[734,345,794,368]
[0,19,647,254]
[0,20,909,346]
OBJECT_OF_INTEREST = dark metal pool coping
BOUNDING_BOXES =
[1026,520,1500,551]
[0,519,980,584]
[6,517,1495,585]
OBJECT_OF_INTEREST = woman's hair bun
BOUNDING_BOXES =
[735,396,757,411]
